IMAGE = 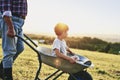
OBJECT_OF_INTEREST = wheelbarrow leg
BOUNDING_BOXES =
[69,73,78,80]
[53,71,64,80]
[45,70,60,80]
[35,78,40,80]
[34,55,42,80]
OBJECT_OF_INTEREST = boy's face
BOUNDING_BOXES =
[61,31,68,39]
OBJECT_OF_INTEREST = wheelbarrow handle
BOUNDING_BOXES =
[15,34,38,53]
[24,34,38,47]
[15,34,42,80]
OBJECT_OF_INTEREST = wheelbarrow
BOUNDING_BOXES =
[16,34,94,80]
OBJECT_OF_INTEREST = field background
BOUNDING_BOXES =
[0,40,120,80]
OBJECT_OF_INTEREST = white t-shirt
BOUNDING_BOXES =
[52,38,68,56]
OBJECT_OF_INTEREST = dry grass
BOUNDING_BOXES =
[0,41,120,80]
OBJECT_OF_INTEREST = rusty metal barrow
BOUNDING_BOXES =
[16,34,94,80]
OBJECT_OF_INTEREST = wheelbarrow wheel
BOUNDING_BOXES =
[68,71,93,80]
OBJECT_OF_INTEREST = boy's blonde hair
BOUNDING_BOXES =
[54,23,69,36]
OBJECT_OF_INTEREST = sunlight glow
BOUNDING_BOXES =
[54,59,61,67]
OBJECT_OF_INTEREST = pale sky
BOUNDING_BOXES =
[23,0,120,36]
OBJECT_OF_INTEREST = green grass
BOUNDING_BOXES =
[0,42,120,80]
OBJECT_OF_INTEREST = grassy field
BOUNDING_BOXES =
[0,42,120,80]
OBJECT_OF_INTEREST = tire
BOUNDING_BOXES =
[68,71,93,80]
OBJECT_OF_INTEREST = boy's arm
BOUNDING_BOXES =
[67,48,75,55]
[54,49,75,64]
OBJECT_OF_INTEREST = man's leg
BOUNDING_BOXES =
[0,62,13,80]
[13,16,24,61]
[1,16,18,80]
[2,30,24,80]
[13,29,24,61]
[2,23,16,80]
[0,16,24,80]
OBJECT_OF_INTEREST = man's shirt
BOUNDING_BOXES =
[0,0,27,17]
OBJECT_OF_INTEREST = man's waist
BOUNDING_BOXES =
[0,12,26,19]
[12,13,26,19]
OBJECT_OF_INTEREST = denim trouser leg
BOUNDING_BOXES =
[1,16,24,68]
[13,27,24,61]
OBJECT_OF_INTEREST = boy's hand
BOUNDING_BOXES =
[71,56,79,61]
[69,58,76,64]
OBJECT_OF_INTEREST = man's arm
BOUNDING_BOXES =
[3,16,15,38]
[1,0,15,38]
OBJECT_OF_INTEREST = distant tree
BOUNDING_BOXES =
[109,43,120,54]
[104,43,111,53]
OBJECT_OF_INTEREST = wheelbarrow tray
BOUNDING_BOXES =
[15,34,93,80]
[37,46,93,74]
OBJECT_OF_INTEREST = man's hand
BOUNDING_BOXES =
[7,27,15,38]
[3,16,15,38]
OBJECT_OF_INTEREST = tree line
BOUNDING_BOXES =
[65,37,120,55]
[25,34,120,55]
[1,33,119,55]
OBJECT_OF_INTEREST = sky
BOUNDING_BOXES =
[23,0,120,36]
